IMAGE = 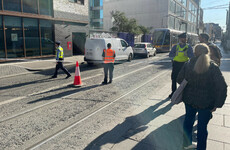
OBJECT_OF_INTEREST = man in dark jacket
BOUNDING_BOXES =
[199,33,222,66]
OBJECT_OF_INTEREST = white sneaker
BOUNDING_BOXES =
[184,144,197,149]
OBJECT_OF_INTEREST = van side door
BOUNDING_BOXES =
[120,39,129,59]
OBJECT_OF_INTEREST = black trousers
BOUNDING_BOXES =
[53,62,71,77]
[103,63,114,83]
[171,61,186,94]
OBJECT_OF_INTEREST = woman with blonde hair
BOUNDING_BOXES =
[177,43,227,150]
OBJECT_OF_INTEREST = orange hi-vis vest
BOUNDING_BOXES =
[104,48,115,63]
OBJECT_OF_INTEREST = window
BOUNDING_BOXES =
[147,44,152,48]
[187,24,191,32]
[164,31,170,45]
[24,18,40,57]
[39,0,53,16]
[175,18,180,30]
[188,12,192,22]
[181,7,186,19]
[5,16,24,58]
[69,0,84,5]
[121,40,128,47]
[168,16,175,29]
[0,16,5,58]
[181,23,186,32]
[189,1,192,11]
[181,0,186,6]
[4,0,21,12]
[169,0,176,14]
[176,3,181,16]
[40,20,54,55]
[23,0,38,14]
[134,44,145,48]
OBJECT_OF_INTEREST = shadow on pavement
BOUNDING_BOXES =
[84,97,174,150]
[27,84,101,104]
[0,77,63,91]
[132,115,185,150]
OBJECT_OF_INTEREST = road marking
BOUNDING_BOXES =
[0,96,26,106]
[29,70,169,150]
[128,62,142,67]
[114,64,153,80]
[0,74,102,107]
[0,61,159,107]
[0,62,164,123]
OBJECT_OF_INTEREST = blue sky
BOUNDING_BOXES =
[201,0,229,31]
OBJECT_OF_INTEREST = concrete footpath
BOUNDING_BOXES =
[88,45,230,150]
[0,55,84,78]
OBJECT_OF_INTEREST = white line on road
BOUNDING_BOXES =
[29,70,169,150]
[128,62,143,67]
[0,74,102,107]
[0,62,162,123]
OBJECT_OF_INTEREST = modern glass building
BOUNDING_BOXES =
[89,0,103,29]
[103,0,202,34]
[0,0,88,61]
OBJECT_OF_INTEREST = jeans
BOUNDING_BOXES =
[183,104,212,150]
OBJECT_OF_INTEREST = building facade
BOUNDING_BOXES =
[205,23,222,40]
[0,0,88,60]
[89,0,103,29]
[103,0,201,34]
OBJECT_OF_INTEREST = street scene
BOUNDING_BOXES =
[0,0,230,150]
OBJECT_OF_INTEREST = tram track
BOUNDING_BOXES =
[0,59,169,123]
[0,54,171,149]
[0,54,168,107]
[27,70,170,150]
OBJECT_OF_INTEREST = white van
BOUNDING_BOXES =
[84,38,133,64]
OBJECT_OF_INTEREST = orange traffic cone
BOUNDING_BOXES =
[73,61,82,86]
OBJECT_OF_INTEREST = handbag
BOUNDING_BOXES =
[171,79,188,104]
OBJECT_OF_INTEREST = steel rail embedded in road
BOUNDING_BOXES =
[0,60,167,123]
[0,54,168,107]
[28,70,169,150]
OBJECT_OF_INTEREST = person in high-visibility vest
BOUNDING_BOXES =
[102,43,116,84]
[169,33,194,98]
[52,41,71,79]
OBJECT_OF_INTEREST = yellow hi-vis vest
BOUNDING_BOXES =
[173,44,189,62]
[56,46,64,59]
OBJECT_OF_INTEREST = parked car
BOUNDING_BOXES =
[133,42,156,58]
[84,38,133,65]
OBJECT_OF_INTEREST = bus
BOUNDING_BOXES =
[153,28,199,52]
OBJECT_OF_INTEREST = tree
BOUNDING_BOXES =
[139,25,151,34]
[111,11,128,32]
[111,11,150,35]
